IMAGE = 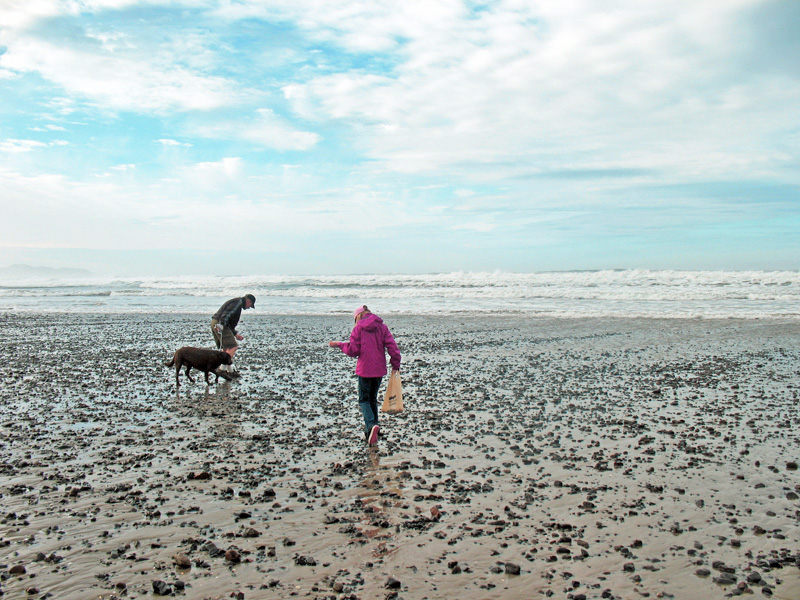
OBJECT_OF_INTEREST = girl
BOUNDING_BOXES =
[329,306,401,446]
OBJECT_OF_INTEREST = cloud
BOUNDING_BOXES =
[0,0,66,30]
[0,138,47,152]
[157,139,192,147]
[0,158,418,254]
[1,37,235,113]
[274,0,800,186]
[188,156,242,178]
[190,108,319,150]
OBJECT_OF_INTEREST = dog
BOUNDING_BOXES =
[165,347,233,387]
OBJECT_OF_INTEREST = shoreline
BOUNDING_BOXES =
[1,314,798,599]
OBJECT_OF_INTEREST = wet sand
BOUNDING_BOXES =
[1,313,799,600]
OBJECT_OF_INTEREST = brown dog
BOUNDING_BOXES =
[165,347,233,387]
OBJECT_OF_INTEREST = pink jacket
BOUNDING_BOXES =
[340,314,401,377]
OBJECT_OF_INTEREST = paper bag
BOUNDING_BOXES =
[382,372,404,414]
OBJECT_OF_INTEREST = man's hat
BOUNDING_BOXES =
[245,294,256,307]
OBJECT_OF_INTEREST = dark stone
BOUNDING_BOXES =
[202,541,223,557]
[713,573,737,586]
[225,549,241,563]
[152,580,172,595]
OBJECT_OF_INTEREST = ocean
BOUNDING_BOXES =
[0,270,797,319]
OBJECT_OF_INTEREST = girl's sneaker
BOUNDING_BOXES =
[368,425,380,446]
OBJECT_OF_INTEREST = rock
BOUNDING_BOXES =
[225,549,241,563]
[696,568,711,577]
[202,541,224,557]
[713,573,737,586]
[712,560,735,573]
[173,553,191,568]
[385,577,401,589]
[152,580,172,595]
[746,572,762,584]
[9,564,26,575]
[505,562,521,575]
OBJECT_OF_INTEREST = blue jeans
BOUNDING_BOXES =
[358,376,382,435]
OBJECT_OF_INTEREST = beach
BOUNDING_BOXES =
[1,312,799,599]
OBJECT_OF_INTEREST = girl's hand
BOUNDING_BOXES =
[328,341,341,348]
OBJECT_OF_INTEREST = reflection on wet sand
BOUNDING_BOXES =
[172,380,243,438]
[348,449,411,559]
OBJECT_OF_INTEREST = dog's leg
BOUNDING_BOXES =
[204,370,212,385]
[185,365,195,383]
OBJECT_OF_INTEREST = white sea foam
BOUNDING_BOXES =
[0,270,797,318]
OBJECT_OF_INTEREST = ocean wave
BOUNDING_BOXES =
[0,270,798,318]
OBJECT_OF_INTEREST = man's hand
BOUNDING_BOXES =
[235,334,244,341]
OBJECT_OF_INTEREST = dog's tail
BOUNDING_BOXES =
[165,357,175,367]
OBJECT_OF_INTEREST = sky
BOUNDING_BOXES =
[0,0,798,276]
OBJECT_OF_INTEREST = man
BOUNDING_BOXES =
[211,294,255,377]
